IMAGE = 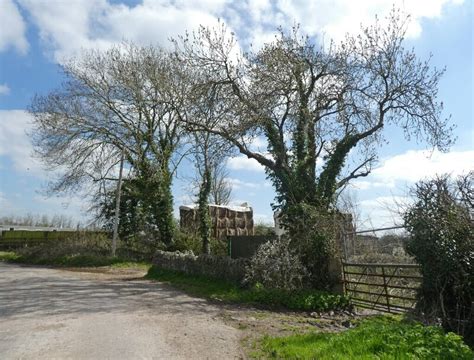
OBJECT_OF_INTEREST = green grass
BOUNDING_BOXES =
[0,251,20,262]
[0,251,150,269]
[146,266,349,312]
[254,316,473,359]
[109,261,151,270]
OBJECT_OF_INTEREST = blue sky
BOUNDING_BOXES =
[0,0,472,228]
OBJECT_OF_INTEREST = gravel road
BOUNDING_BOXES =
[0,263,243,359]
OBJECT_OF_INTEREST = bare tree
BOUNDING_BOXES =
[29,43,187,245]
[210,161,232,206]
[336,189,362,258]
[456,170,474,210]
[183,71,235,253]
[176,10,453,219]
[337,190,362,230]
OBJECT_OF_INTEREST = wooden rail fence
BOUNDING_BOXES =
[342,261,422,314]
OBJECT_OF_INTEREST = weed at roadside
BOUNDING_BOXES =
[253,316,473,359]
[0,251,19,262]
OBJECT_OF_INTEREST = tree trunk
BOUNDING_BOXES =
[111,149,125,257]
[156,171,175,246]
[198,167,212,254]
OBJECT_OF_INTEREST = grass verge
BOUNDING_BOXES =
[0,251,150,269]
[0,251,20,262]
[253,315,473,359]
[146,266,349,312]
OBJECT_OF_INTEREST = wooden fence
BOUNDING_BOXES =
[342,261,422,314]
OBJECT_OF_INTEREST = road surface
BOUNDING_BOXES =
[0,263,243,359]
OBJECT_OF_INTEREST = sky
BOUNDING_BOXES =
[0,0,472,229]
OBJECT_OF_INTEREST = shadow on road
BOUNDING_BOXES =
[0,263,217,319]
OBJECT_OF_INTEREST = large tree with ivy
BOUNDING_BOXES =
[178,12,452,214]
[30,43,187,246]
[177,11,453,287]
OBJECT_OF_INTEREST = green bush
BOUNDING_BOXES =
[209,237,228,257]
[404,173,473,346]
[254,222,275,236]
[244,236,308,291]
[245,284,350,311]
[257,316,473,359]
[168,228,228,256]
[16,232,111,260]
[167,230,202,254]
[9,231,154,265]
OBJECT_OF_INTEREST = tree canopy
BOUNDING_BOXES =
[176,11,453,213]
[29,10,455,270]
[30,43,188,244]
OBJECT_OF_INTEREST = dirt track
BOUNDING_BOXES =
[0,263,243,359]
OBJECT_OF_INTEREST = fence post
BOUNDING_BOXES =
[381,266,391,313]
[329,257,344,295]
[342,261,348,296]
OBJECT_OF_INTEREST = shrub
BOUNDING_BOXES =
[167,229,228,256]
[254,222,275,236]
[209,236,228,257]
[13,231,154,264]
[16,232,111,261]
[242,285,350,311]
[404,173,473,346]
[244,236,308,291]
[168,230,202,254]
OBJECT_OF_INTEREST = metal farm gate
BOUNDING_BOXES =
[342,261,422,313]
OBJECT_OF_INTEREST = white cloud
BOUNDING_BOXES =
[17,0,224,61]
[243,135,267,151]
[0,0,29,54]
[14,0,463,62]
[0,110,44,175]
[32,194,86,212]
[0,83,10,95]
[351,149,473,191]
[360,195,412,211]
[0,192,87,220]
[227,155,266,172]
[359,195,412,229]
[373,149,473,183]
[352,180,395,190]
[227,177,264,189]
[247,0,464,45]
[347,148,472,228]
[226,178,259,190]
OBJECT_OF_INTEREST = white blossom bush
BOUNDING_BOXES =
[244,236,308,291]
